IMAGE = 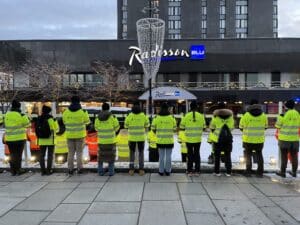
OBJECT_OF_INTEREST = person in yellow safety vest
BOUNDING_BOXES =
[239,100,268,178]
[209,102,234,177]
[275,99,300,178]
[95,102,120,176]
[55,118,68,164]
[62,96,90,175]
[151,102,177,176]
[116,129,130,161]
[180,101,206,176]
[178,130,187,163]
[4,100,30,176]
[36,105,59,176]
[0,113,3,125]
[148,130,158,162]
[125,102,150,176]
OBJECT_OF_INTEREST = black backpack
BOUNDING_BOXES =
[35,116,52,138]
[218,124,233,145]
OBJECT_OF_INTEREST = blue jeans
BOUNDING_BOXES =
[159,148,173,173]
[98,162,115,176]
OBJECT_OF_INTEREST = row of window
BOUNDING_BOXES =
[273,0,278,38]
[168,0,182,39]
[122,0,128,39]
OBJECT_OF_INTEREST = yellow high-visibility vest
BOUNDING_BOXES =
[275,109,300,141]
[151,115,177,145]
[239,112,268,143]
[62,109,90,139]
[178,131,187,154]
[124,112,150,141]
[4,111,30,142]
[95,115,120,144]
[180,111,206,143]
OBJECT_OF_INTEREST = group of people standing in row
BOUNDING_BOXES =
[2,96,299,178]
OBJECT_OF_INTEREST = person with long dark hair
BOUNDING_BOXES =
[36,105,58,175]
[180,101,206,176]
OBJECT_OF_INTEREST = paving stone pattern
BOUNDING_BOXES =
[0,172,299,225]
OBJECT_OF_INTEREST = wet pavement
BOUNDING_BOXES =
[0,171,299,225]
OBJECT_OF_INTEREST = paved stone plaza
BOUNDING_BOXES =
[0,172,299,225]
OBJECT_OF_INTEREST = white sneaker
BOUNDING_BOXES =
[213,172,221,177]
[225,173,231,177]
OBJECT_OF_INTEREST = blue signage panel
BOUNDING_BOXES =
[190,45,206,60]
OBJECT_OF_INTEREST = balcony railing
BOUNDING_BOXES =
[153,81,300,91]
[12,80,300,91]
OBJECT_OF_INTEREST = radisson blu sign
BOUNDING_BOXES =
[129,45,206,66]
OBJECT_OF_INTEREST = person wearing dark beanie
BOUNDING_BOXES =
[275,99,300,178]
[4,100,30,175]
[11,100,21,110]
[152,102,177,176]
[180,100,206,176]
[37,105,58,175]
[62,96,90,175]
[285,99,295,109]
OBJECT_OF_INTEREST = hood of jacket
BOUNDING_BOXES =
[213,109,233,119]
[247,104,263,117]
[68,103,82,112]
[98,110,112,121]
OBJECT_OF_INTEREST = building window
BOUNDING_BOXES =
[168,0,181,39]
[151,0,160,18]
[201,0,207,39]
[219,0,226,38]
[236,0,248,39]
[122,0,128,39]
[273,0,278,38]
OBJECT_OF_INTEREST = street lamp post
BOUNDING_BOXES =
[138,1,164,120]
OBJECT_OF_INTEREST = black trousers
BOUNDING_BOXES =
[244,143,264,175]
[39,145,54,173]
[279,141,299,174]
[213,143,232,174]
[280,149,298,174]
[7,141,25,174]
[149,147,159,162]
[129,141,144,169]
[186,143,201,172]
[181,153,187,163]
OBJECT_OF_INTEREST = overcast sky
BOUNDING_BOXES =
[0,0,299,40]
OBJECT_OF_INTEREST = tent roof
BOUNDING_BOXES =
[139,86,197,100]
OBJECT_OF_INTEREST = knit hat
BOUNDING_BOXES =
[42,105,51,114]
[285,99,295,109]
[11,100,21,109]
[190,101,197,110]
[71,96,80,104]
[161,102,169,110]
[102,102,110,111]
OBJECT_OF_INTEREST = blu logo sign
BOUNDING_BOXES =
[190,45,206,60]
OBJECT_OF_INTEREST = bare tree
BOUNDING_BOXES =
[0,63,17,113]
[91,61,130,104]
[21,61,71,103]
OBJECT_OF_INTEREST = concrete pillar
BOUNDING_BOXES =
[278,101,283,114]
[51,102,57,117]
[239,73,246,89]
[224,73,230,90]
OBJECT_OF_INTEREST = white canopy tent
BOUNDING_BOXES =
[139,86,197,114]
